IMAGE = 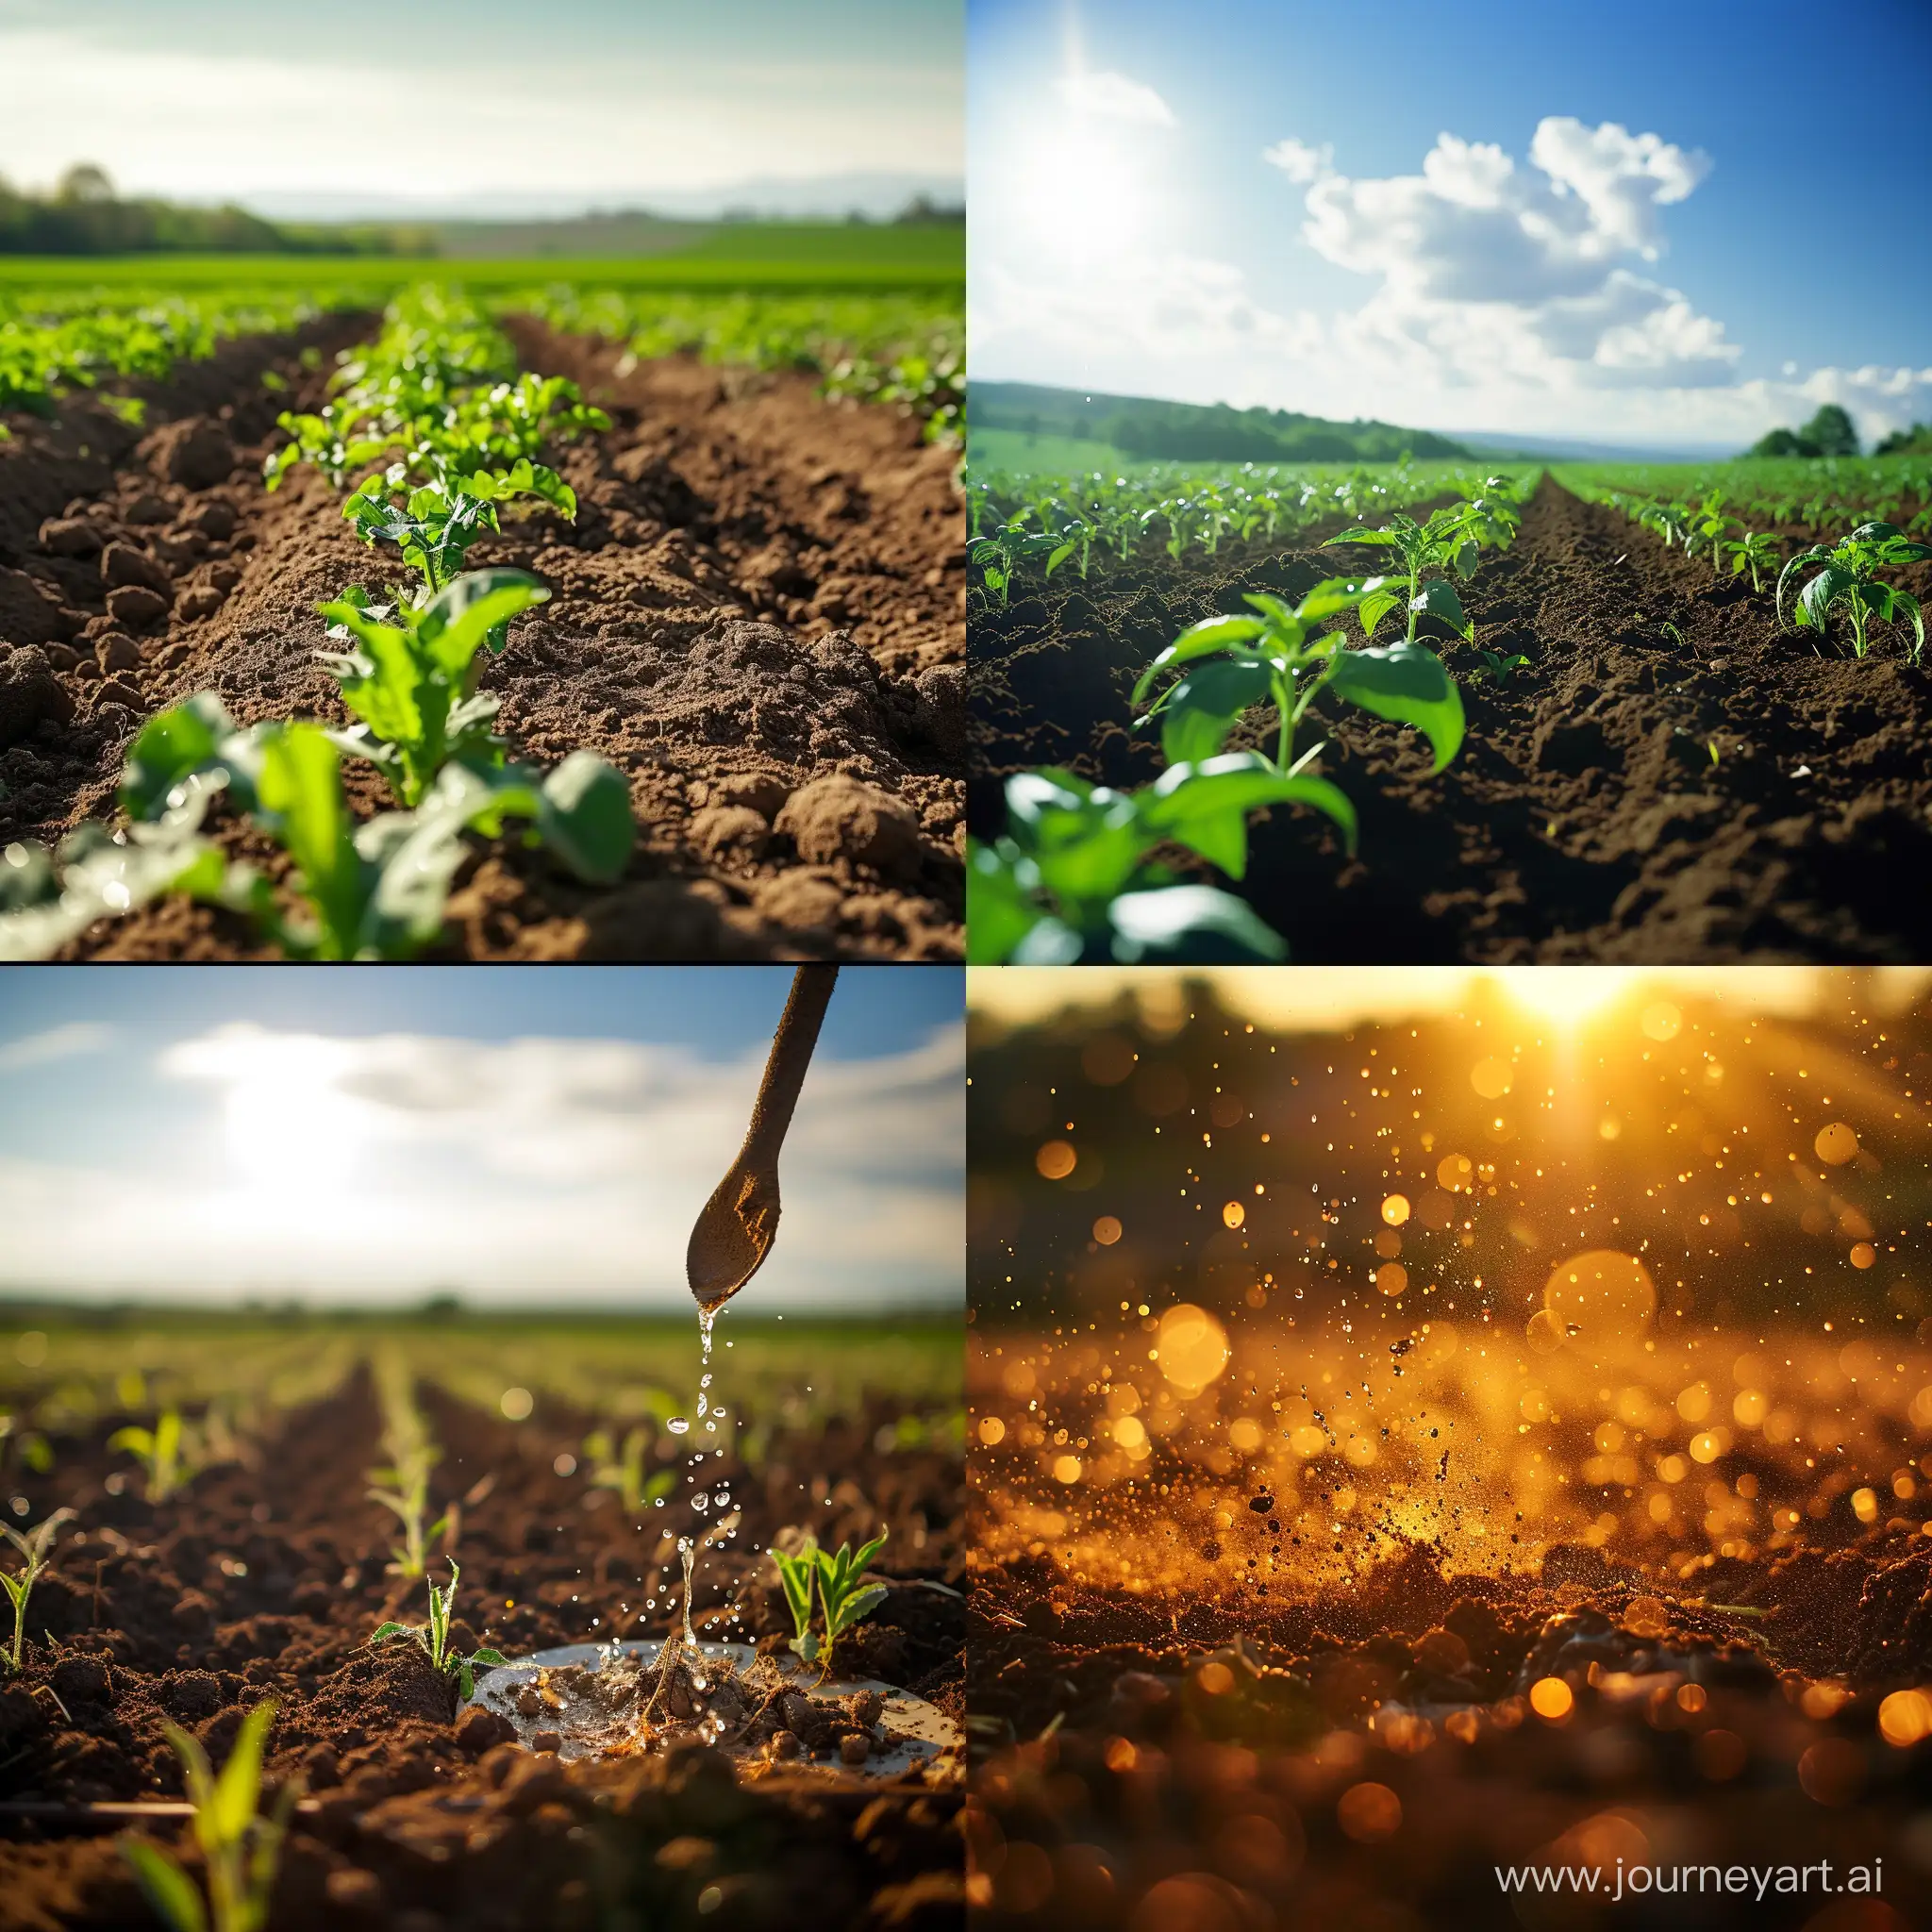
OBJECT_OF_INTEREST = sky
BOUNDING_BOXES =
[0,967,963,1310]
[969,0,1932,452]
[0,0,963,219]
[971,967,1932,1035]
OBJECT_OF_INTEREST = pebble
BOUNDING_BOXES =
[774,774,923,876]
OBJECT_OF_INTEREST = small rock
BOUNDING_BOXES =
[839,1732,871,1766]
[148,418,237,491]
[455,1706,516,1756]
[208,560,242,592]
[184,499,237,541]
[848,1688,884,1729]
[97,634,142,674]
[43,642,79,672]
[0,645,76,750]
[529,1727,562,1756]
[106,585,169,629]
[514,1683,543,1717]
[123,492,173,526]
[774,775,923,877]
[39,516,103,557]
[753,870,845,932]
[165,1668,222,1717]
[908,662,965,762]
[178,584,226,622]
[95,678,147,714]
[698,770,788,818]
[51,1655,110,1703]
[769,1729,801,1759]
[101,542,174,596]
[325,1868,384,1912]
[690,805,770,862]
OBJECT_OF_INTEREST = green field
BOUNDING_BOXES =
[0,223,963,295]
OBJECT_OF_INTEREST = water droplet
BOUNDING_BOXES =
[667,1417,690,1435]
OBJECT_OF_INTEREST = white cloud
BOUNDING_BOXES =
[0,1024,961,1308]
[1262,137,1332,185]
[0,1022,112,1073]
[974,110,1932,445]
[1058,70,1175,127]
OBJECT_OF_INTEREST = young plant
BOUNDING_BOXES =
[1323,491,1519,644]
[121,1701,295,1932]
[1680,492,1738,576]
[1776,522,1930,660]
[1717,528,1780,592]
[341,459,576,602]
[2,1507,75,1674]
[769,1529,890,1666]
[109,1408,186,1502]
[582,1426,676,1515]
[372,1560,508,1700]
[1470,649,1533,684]
[368,1358,445,1579]
[316,569,550,806]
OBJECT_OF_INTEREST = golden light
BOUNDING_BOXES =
[1641,1002,1683,1041]
[1336,1783,1401,1842]
[218,1036,366,1196]
[1851,1242,1876,1270]
[1156,1305,1229,1394]
[1374,1262,1407,1296]
[1879,1690,1932,1747]
[1036,1141,1076,1179]
[1053,1456,1082,1484]
[1815,1122,1858,1166]
[1222,1200,1245,1229]
[1529,1677,1574,1722]
[1491,967,1643,1029]
[1470,1057,1512,1099]
[1093,1215,1123,1245]
[1381,1194,1410,1225]
[1541,1251,1657,1356]
[978,1417,1006,1446]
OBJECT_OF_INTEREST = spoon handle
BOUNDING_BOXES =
[741,966,840,1166]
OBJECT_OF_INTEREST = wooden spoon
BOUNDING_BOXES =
[686,965,839,1311]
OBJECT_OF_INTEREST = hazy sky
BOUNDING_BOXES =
[0,0,963,216]
[0,968,962,1310]
[970,0,1932,450]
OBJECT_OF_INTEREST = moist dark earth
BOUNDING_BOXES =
[0,315,965,960]
[0,1372,963,1930]
[969,475,1932,962]
[969,1535,1932,1932]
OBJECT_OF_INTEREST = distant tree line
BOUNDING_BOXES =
[973,381,1473,463]
[0,164,425,256]
[1745,402,1930,460]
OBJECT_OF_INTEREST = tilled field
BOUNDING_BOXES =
[0,1374,964,1930]
[0,318,965,960]
[969,475,1932,962]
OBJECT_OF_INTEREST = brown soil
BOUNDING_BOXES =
[969,475,1932,962]
[0,1372,963,1930]
[0,320,965,961]
[968,1539,1932,1932]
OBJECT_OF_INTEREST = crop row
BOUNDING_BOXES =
[967,454,1535,594]
[1558,455,1932,541]
[972,491,1525,962]
[0,285,637,958]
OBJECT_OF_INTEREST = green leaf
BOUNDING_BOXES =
[1326,643,1466,771]
[415,570,550,671]
[256,725,365,954]
[832,1583,889,1636]
[121,695,236,822]
[210,1701,274,1845]
[1008,916,1085,965]
[1410,578,1474,641]
[966,841,1043,965]
[1107,885,1289,963]
[1324,526,1400,548]
[371,1622,411,1643]
[1797,564,1854,634]
[1131,616,1268,707]
[1357,589,1400,641]
[122,1841,208,1932]
[1141,753,1358,876]
[537,754,636,884]
[1158,658,1273,766]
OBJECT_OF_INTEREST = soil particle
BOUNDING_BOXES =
[775,772,925,874]
[142,417,238,491]
[0,643,75,747]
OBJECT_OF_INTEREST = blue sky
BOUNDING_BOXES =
[0,968,963,1309]
[970,0,1932,449]
[0,0,962,218]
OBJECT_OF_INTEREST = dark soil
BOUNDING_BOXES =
[0,1370,963,1930]
[968,1539,1932,1931]
[969,475,1932,961]
[0,318,965,961]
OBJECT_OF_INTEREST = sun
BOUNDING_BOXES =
[1487,968,1650,1030]
[219,1037,365,1194]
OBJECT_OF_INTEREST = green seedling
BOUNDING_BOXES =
[1324,491,1519,644]
[582,1427,675,1515]
[367,1458,448,1582]
[109,1408,186,1502]
[1470,650,1532,684]
[372,1560,508,1701]
[969,517,1058,605]
[121,1701,295,1932]
[1680,493,1739,575]
[769,1529,890,1667]
[341,460,576,602]
[316,569,551,807]
[968,773,1291,965]
[1776,522,1930,660]
[2,1507,75,1674]
[1717,528,1780,593]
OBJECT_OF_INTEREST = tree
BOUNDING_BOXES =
[1798,403,1858,458]
[57,163,113,205]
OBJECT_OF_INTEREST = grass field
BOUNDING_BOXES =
[0,222,964,294]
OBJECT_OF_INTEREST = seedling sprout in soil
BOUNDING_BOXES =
[121,1701,296,1932]
[372,1560,508,1702]
[770,1529,890,1667]
[1776,521,1931,660]
[2,1507,74,1674]
[108,1407,186,1502]
[1322,490,1521,644]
